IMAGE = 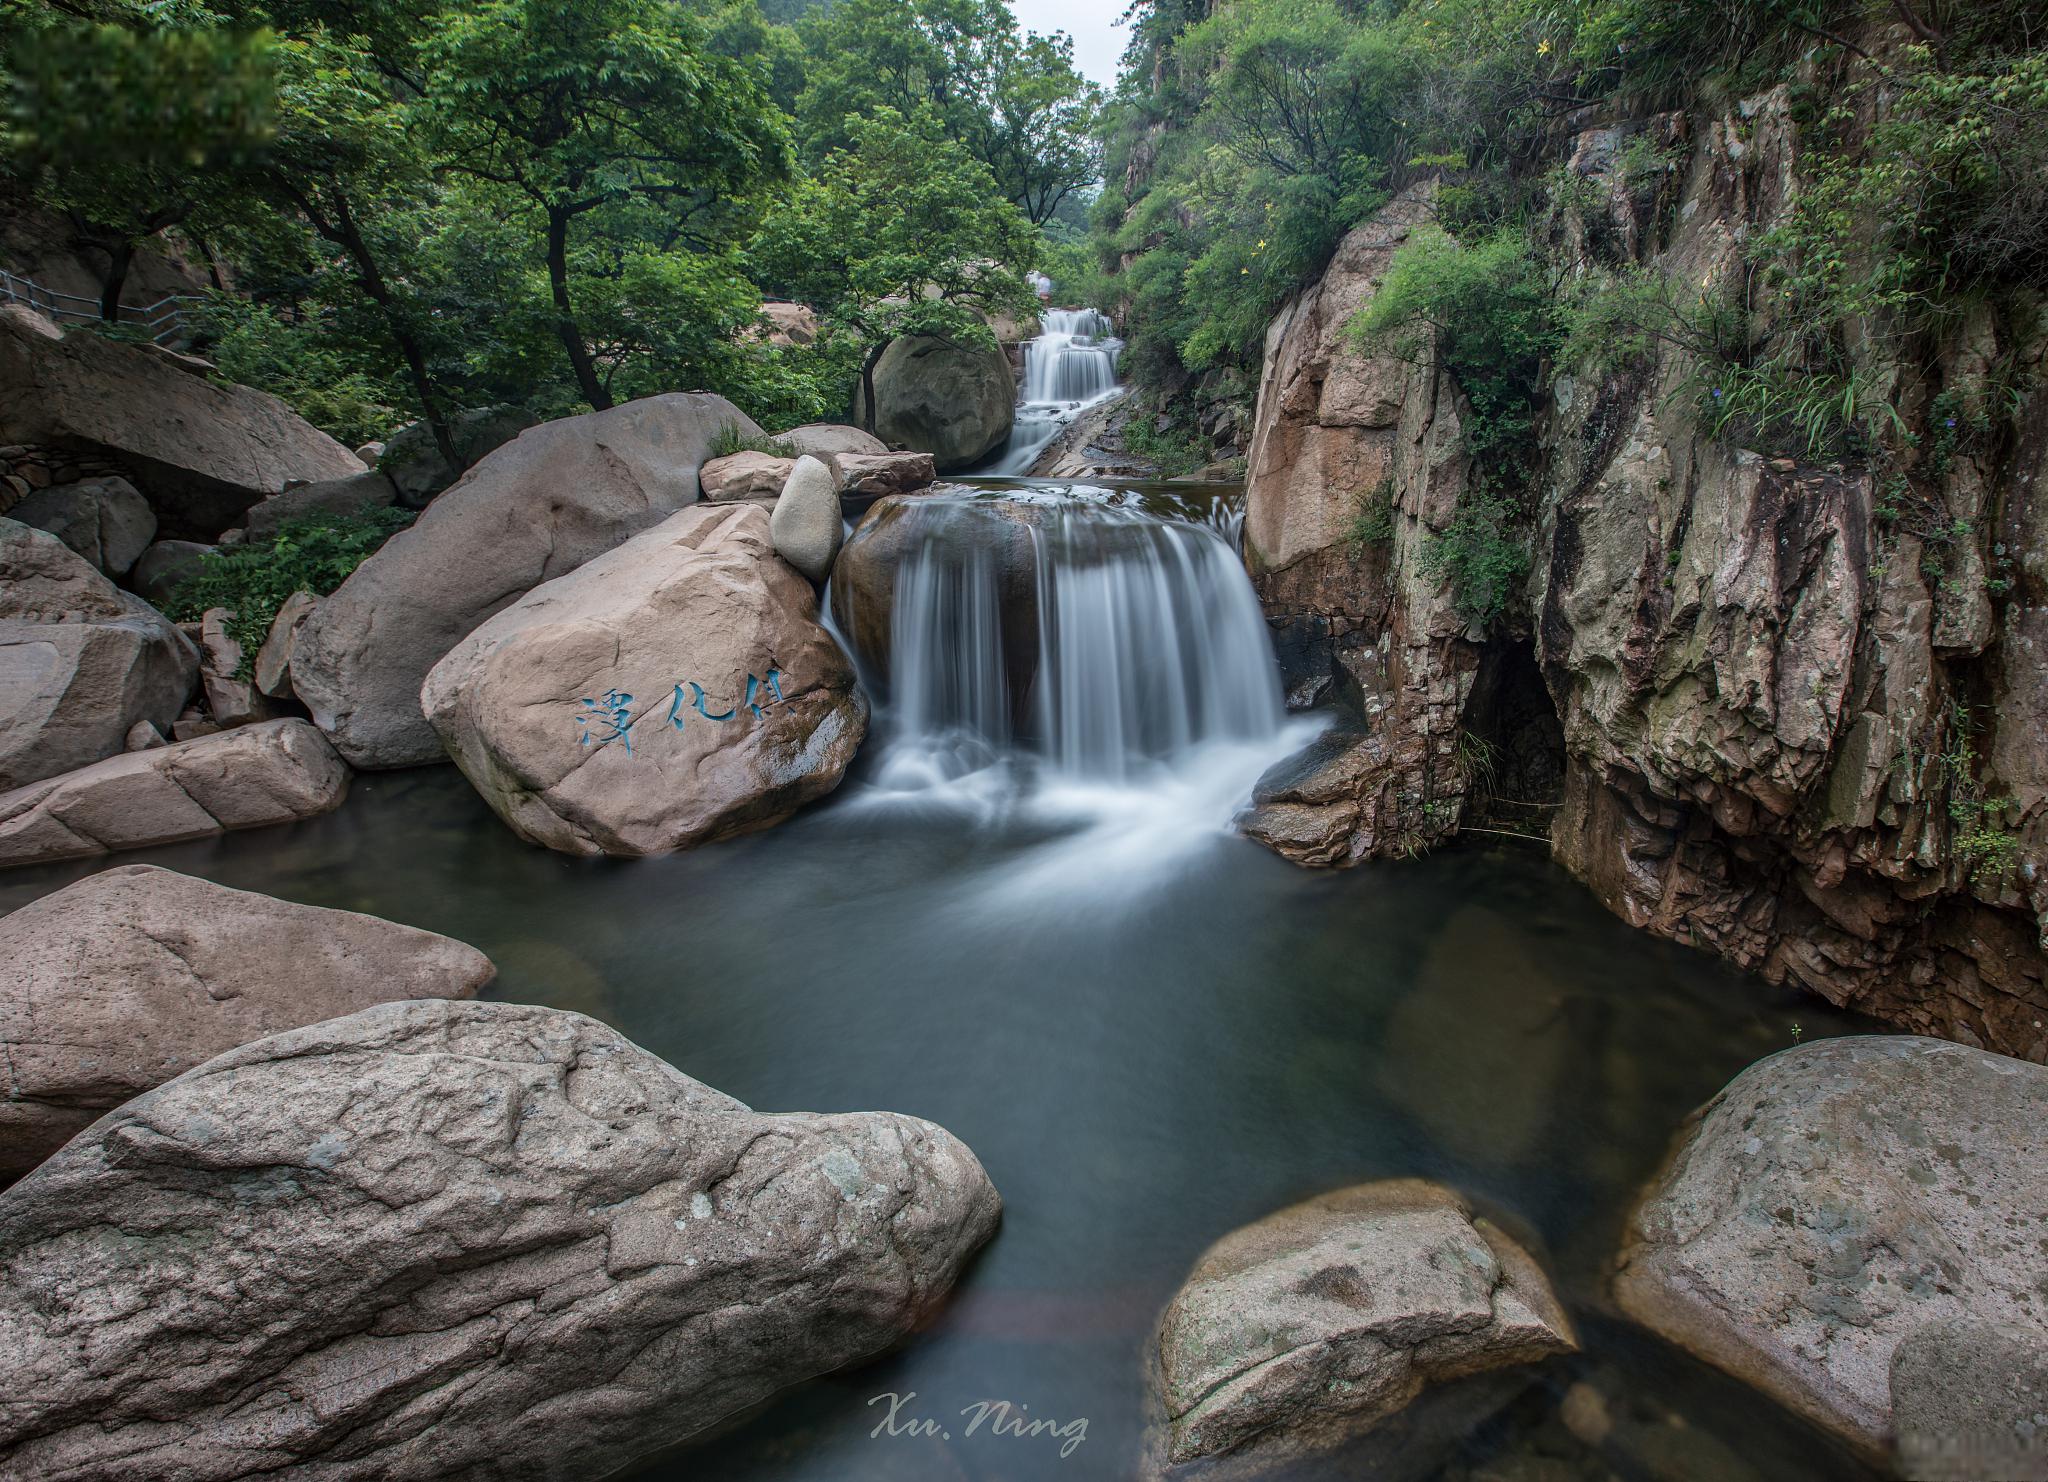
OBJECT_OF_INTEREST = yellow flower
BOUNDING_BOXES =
[1256,239,1267,249]
[1537,38,1552,55]
[1241,267,1250,275]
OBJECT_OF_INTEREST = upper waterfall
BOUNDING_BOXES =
[982,308,1126,475]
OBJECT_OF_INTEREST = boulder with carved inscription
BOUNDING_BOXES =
[421,502,866,855]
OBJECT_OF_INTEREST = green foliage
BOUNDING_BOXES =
[1121,409,1212,478]
[194,297,401,447]
[1417,490,1528,630]
[167,508,415,668]
[752,106,1040,427]
[709,422,797,459]
[1344,477,1396,555]
[793,0,1101,225]
[1940,703,2022,884]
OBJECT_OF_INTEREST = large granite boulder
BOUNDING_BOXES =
[242,470,399,541]
[1613,1035,2048,1462]
[130,538,213,606]
[422,503,866,856]
[378,404,537,507]
[0,865,493,1178]
[0,998,1000,1480]
[853,335,1016,472]
[770,455,844,582]
[1156,1180,1575,1477]
[783,422,887,458]
[0,518,196,790]
[0,306,362,536]
[9,475,156,576]
[0,718,348,868]
[294,394,759,769]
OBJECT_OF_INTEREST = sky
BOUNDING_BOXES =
[1007,0,1129,91]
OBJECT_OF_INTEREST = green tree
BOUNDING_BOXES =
[4,11,275,320]
[795,0,1099,226]
[423,0,791,410]
[753,106,1039,431]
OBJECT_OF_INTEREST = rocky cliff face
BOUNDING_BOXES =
[1241,94,2048,1061]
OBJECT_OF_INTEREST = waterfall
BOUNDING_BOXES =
[982,308,1126,475]
[836,493,1297,803]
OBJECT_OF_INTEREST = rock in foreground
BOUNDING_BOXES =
[1613,1035,2048,1462]
[422,503,865,855]
[0,865,493,1177]
[294,393,758,768]
[0,998,1000,1481]
[0,718,347,868]
[1156,1180,1575,1476]
[0,518,196,790]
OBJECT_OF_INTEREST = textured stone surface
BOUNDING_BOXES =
[242,470,399,541]
[294,394,757,769]
[701,449,801,502]
[1236,98,2048,1056]
[0,865,492,1177]
[0,718,348,868]
[853,335,1016,471]
[0,998,1000,1481]
[198,607,275,729]
[129,538,213,606]
[253,590,317,699]
[1614,1036,2048,1461]
[770,454,844,582]
[378,405,535,506]
[1157,1180,1574,1475]
[9,475,155,576]
[1891,1318,2048,1481]
[0,519,197,790]
[0,306,362,537]
[782,422,887,457]
[422,503,865,856]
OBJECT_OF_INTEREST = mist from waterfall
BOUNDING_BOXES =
[983,309,1126,476]
[831,492,1316,894]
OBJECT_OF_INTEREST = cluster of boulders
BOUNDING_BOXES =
[0,299,1004,871]
[0,864,1000,1478]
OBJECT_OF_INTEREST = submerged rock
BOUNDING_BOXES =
[1155,1180,1575,1477]
[0,864,492,1177]
[0,998,1000,1480]
[0,717,348,868]
[294,393,757,769]
[1613,1035,2048,1462]
[422,503,865,856]
[0,518,197,790]
[853,334,1016,472]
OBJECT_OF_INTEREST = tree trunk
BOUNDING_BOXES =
[546,208,611,411]
[287,180,460,470]
[858,341,887,435]
[98,240,133,323]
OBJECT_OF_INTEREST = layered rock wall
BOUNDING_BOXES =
[1242,93,2048,1059]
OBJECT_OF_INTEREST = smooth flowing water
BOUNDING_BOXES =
[984,308,1126,476]
[0,478,1881,1482]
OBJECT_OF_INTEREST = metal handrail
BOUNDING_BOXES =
[0,268,200,347]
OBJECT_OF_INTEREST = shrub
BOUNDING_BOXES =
[167,508,415,671]
[1418,490,1527,630]
[709,423,797,459]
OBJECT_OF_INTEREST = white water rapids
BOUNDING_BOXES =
[982,308,1127,476]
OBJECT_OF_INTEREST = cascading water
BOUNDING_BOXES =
[829,490,1316,888]
[983,309,1126,475]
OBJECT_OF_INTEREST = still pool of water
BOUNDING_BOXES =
[0,762,1880,1482]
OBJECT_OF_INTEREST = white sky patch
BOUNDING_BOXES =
[1006,0,1128,91]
